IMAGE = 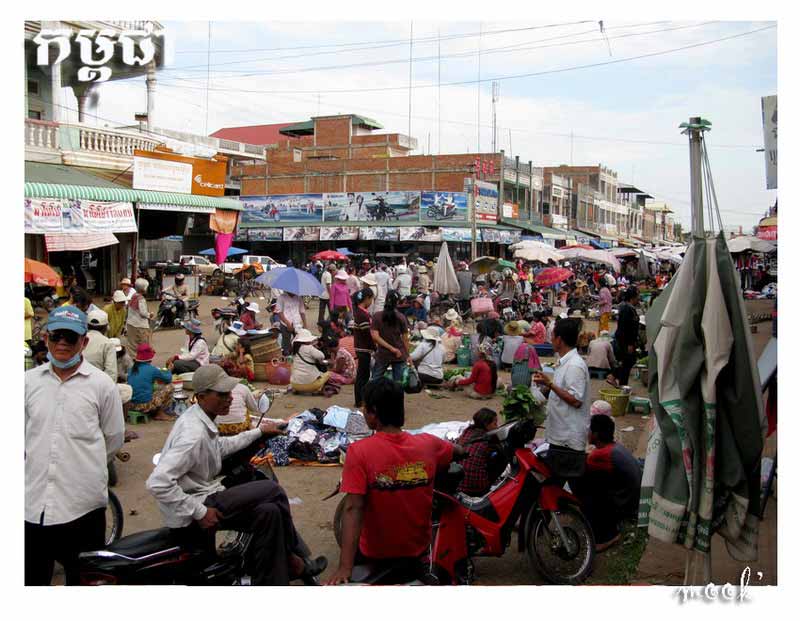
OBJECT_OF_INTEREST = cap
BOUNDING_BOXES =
[109,337,123,352]
[88,308,109,327]
[134,343,156,362]
[112,290,127,303]
[292,328,317,344]
[192,364,240,395]
[47,305,87,335]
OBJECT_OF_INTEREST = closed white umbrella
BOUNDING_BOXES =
[433,241,460,295]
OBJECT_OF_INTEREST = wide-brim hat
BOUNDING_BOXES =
[134,343,156,362]
[517,320,531,333]
[119,278,132,286]
[246,302,260,313]
[335,270,349,280]
[504,321,524,336]
[420,327,441,342]
[417,266,428,274]
[293,328,317,344]
[112,290,127,303]
[361,274,378,286]
[444,308,459,321]
[182,318,204,334]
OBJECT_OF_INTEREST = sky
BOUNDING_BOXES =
[61,17,778,232]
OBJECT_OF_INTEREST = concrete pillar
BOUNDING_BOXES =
[42,21,64,122]
[146,61,157,130]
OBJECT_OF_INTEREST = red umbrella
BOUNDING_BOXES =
[535,267,573,288]
[24,258,62,287]
[311,250,348,262]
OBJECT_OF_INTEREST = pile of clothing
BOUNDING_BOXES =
[260,405,372,466]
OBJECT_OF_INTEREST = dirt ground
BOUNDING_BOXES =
[99,295,775,586]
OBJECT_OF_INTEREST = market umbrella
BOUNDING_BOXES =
[311,250,348,262]
[468,256,499,275]
[24,258,62,287]
[336,247,355,256]
[497,258,516,270]
[255,266,324,296]
[534,266,573,288]
[557,247,621,272]
[433,241,459,295]
[636,249,653,280]
[199,246,248,257]
[510,240,563,264]
[561,244,594,250]
[727,236,776,254]
[639,233,765,570]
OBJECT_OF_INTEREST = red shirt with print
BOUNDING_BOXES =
[341,431,454,559]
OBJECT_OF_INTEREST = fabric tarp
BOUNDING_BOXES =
[45,231,119,252]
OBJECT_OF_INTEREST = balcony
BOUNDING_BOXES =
[25,118,161,171]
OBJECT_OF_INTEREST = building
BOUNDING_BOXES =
[227,113,556,262]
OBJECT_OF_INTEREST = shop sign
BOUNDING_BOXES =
[358,227,399,241]
[441,227,474,242]
[25,198,137,233]
[282,227,320,241]
[133,156,192,194]
[502,202,519,219]
[474,180,498,222]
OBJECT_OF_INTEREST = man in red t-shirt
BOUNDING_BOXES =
[326,377,463,585]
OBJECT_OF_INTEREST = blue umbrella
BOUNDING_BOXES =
[198,246,248,257]
[336,247,354,256]
[255,267,324,296]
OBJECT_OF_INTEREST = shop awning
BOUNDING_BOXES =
[45,232,119,252]
[618,238,639,248]
[525,224,568,241]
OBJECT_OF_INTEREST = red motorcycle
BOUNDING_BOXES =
[333,420,595,585]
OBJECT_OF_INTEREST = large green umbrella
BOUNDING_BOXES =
[639,233,765,566]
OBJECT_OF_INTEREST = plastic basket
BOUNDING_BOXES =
[456,347,472,367]
[598,388,631,418]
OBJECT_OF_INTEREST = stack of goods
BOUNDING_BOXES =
[258,405,372,466]
[248,332,285,382]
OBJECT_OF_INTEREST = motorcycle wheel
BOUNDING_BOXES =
[526,505,594,585]
[427,208,437,218]
[107,461,118,487]
[333,496,346,548]
[105,490,124,546]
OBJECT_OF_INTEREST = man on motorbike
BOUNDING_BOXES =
[146,364,327,585]
[166,273,190,321]
[326,378,465,585]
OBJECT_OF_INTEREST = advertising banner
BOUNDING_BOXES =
[133,156,192,194]
[359,227,399,241]
[25,199,137,233]
[474,180,499,222]
[241,194,325,224]
[419,191,468,223]
[320,226,359,241]
[350,191,420,222]
[757,225,777,241]
[283,227,320,241]
[234,229,250,242]
[481,228,499,243]
[441,227,475,242]
[502,202,519,219]
[399,227,443,242]
[322,193,353,221]
[248,228,283,241]
[761,95,777,190]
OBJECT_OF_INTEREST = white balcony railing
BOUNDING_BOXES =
[74,125,160,156]
[25,119,59,151]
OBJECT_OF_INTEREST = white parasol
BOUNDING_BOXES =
[557,247,621,272]
[727,236,776,254]
[511,243,563,264]
[432,241,460,295]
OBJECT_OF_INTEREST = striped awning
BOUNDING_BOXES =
[45,232,119,252]
[24,183,242,211]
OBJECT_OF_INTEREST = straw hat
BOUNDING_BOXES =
[420,327,441,342]
[517,320,531,333]
[292,328,317,344]
[444,308,459,321]
[119,277,132,286]
[504,321,525,336]
[361,273,378,286]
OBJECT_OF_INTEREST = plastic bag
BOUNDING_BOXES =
[405,365,423,394]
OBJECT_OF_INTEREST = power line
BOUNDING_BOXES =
[154,25,775,96]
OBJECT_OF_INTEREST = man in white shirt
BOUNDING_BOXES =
[319,264,335,324]
[146,365,326,585]
[533,318,590,479]
[392,264,412,298]
[276,291,307,355]
[373,264,391,313]
[83,309,118,382]
[25,305,125,585]
[410,328,445,385]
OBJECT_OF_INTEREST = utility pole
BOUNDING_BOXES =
[680,116,711,236]
[491,81,499,153]
[438,28,441,154]
[204,21,212,135]
[408,22,413,139]
[477,22,482,153]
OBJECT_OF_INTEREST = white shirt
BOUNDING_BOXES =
[410,341,444,380]
[374,271,390,300]
[320,271,332,300]
[392,273,412,297]
[25,360,125,525]
[126,293,150,329]
[178,335,210,366]
[291,344,325,385]
[544,348,590,451]
[276,293,304,330]
[83,330,118,382]
[146,403,263,528]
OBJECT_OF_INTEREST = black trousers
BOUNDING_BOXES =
[25,507,106,586]
[354,352,372,407]
[172,359,201,375]
[615,347,636,386]
[571,475,621,545]
[418,373,443,386]
[203,480,301,586]
[318,299,329,324]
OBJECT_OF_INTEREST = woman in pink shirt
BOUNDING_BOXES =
[598,285,613,333]
[330,270,353,315]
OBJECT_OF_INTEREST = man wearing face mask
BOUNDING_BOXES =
[25,305,125,585]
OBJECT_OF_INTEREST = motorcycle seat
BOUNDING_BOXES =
[106,528,179,559]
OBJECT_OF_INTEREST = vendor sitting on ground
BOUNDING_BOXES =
[211,321,246,358]
[404,295,428,323]
[290,329,336,396]
[214,382,262,436]
[456,408,500,497]
[128,343,174,421]
[511,327,543,388]
[446,341,498,400]
[328,337,356,385]
[317,310,347,358]
[586,330,616,378]
[222,339,255,382]
[571,414,642,552]
[528,312,548,344]
[240,301,263,331]
[167,318,209,375]
[410,327,445,386]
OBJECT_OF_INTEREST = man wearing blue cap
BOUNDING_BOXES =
[25,305,125,585]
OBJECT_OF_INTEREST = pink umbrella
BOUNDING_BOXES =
[535,267,574,288]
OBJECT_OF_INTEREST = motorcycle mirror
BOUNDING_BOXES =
[152,453,161,466]
[258,392,272,415]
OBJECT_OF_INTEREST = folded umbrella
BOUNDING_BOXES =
[255,267,324,296]
[433,241,459,295]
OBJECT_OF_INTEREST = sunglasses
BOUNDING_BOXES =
[48,330,81,345]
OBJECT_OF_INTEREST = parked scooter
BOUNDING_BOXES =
[153,291,199,331]
[332,420,595,585]
[211,297,246,335]
[78,395,320,586]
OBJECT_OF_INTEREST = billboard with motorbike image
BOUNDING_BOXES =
[324,191,420,222]
[320,226,359,241]
[283,227,320,241]
[359,227,399,241]
[399,227,443,242]
[419,191,468,223]
[240,194,324,224]
[247,228,283,241]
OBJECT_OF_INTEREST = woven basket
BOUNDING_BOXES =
[599,388,631,418]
